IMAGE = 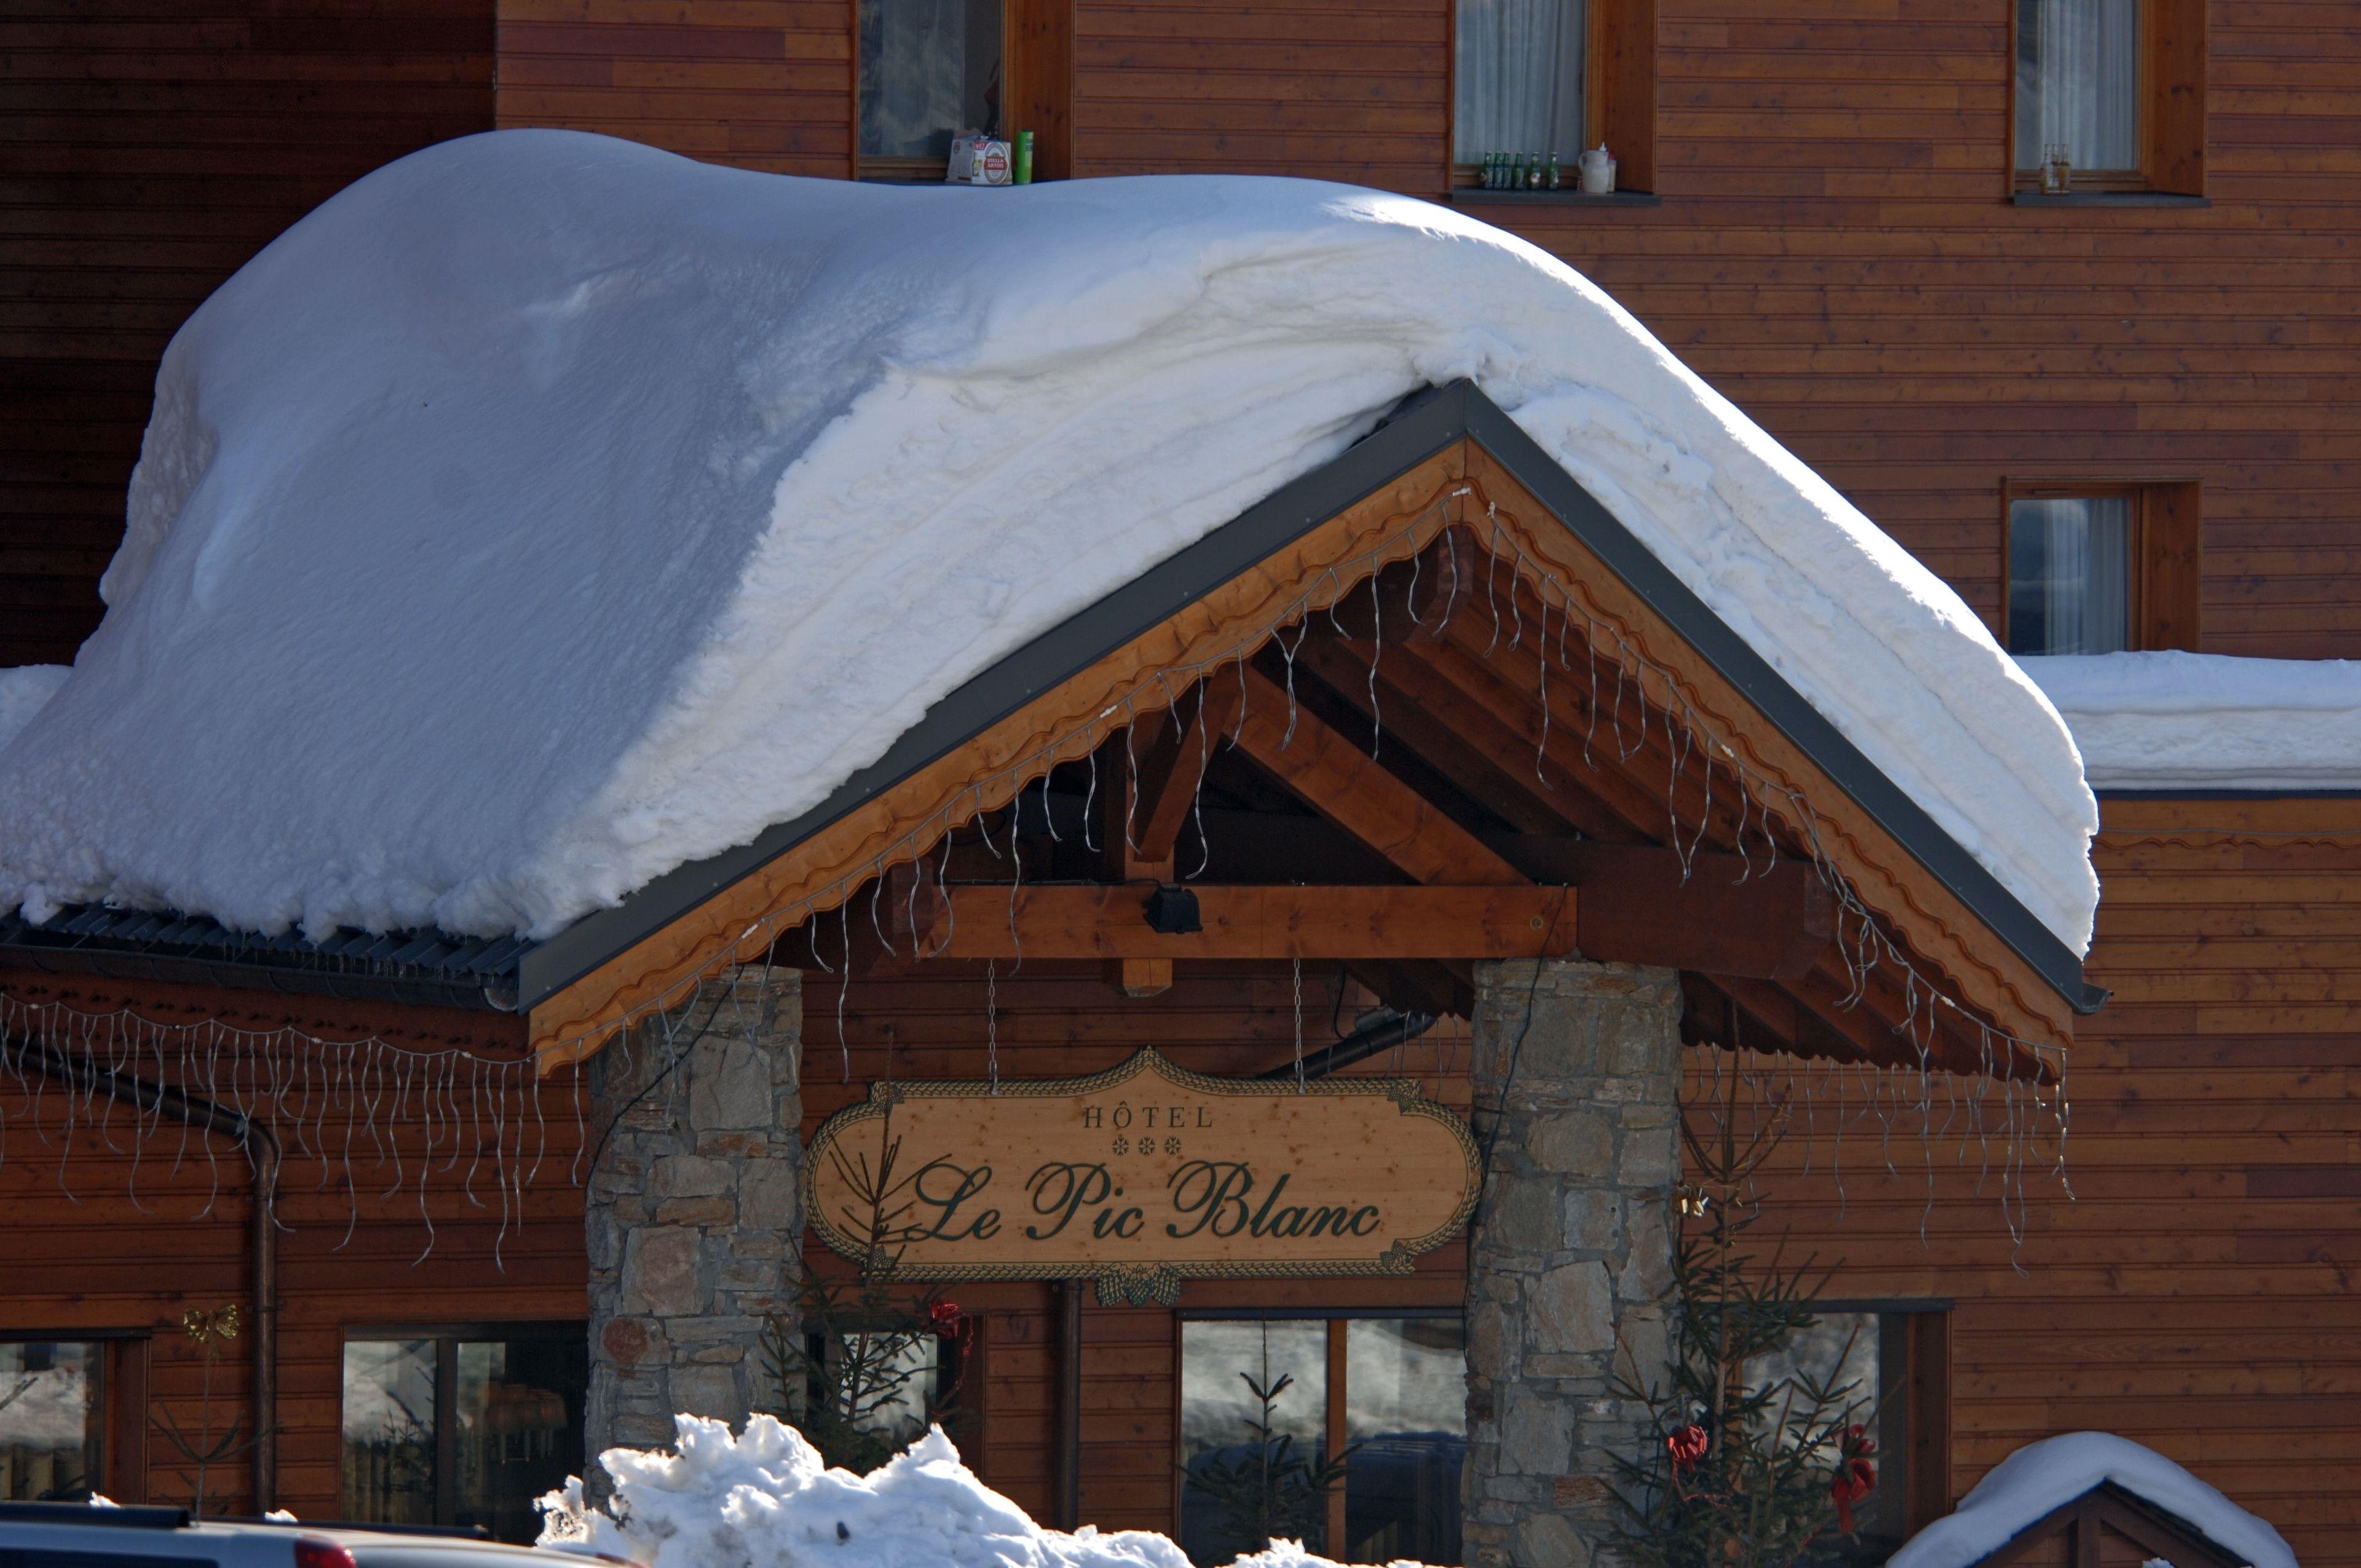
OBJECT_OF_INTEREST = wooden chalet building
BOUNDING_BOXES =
[4,2,2357,1567]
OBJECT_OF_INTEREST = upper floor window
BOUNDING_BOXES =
[2013,0,2207,196]
[1749,1305,1952,1556]
[2015,0,2140,185]
[0,1339,104,1502]
[2009,494,2132,655]
[860,0,1006,177]
[1455,0,1587,169]
[341,1324,587,1543]
[2005,481,2202,655]
[1453,0,1656,193]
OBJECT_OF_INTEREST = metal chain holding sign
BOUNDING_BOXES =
[1292,957,1305,1091]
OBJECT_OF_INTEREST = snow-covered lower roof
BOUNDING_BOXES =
[0,130,2097,954]
[1889,1431,2296,1568]
[2023,652,2361,793]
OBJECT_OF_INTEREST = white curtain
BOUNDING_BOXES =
[861,0,1001,158]
[2015,0,2141,172]
[1455,0,1586,163]
[2010,497,2132,654]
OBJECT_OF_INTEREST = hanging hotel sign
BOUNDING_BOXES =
[805,1048,1481,1305]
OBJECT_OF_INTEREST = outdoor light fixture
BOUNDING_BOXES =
[1144,884,1202,934]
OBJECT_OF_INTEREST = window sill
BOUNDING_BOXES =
[2011,191,2209,207]
[1445,189,1661,207]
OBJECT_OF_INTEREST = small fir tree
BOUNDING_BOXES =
[758,1098,971,1473]
[1180,1369,1355,1558]
[1609,1075,1878,1568]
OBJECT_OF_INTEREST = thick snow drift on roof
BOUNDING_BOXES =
[534,1414,1428,1568]
[0,130,2098,951]
[1889,1432,2296,1568]
[2023,652,2361,791]
[0,665,66,757]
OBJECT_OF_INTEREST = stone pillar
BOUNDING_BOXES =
[1463,959,1683,1568]
[585,967,804,1468]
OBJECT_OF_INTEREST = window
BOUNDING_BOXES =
[1453,0,1655,192]
[1455,0,1586,168]
[1179,1315,1464,1567]
[341,1326,586,1544]
[0,1340,104,1502]
[1748,1305,1952,1551]
[2012,0,2207,195]
[2004,480,2201,655]
[860,0,1004,175]
[856,0,1071,183]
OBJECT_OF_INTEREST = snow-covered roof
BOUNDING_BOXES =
[1889,1431,2296,1568]
[2023,652,2361,793]
[0,130,2098,954]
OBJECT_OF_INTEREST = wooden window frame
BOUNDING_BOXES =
[2007,0,2206,196]
[2001,478,2202,654]
[1447,0,1656,192]
[1766,1302,1950,1544]
[850,0,1073,184]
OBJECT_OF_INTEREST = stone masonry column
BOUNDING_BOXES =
[584,967,804,1471]
[1463,959,1683,1568]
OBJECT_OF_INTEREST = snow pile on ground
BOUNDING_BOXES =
[1889,1431,2296,1568]
[534,1414,1427,1568]
[2023,652,2361,792]
[0,129,2097,951]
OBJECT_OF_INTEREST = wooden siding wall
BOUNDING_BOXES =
[0,972,580,1518]
[12,1,2356,662]
[1726,795,2361,1567]
[494,0,853,174]
[0,0,495,668]
[799,959,1469,1532]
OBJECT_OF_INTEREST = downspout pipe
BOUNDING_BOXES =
[1256,1008,1441,1082]
[6,1035,281,1512]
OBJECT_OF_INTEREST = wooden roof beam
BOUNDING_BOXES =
[1227,665,1525,887]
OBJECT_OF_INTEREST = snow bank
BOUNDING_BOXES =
[2023,652,2361,792]
[534,1414,1428,1568]
[0,130,2097,952]
[1888,1432,2296,1568]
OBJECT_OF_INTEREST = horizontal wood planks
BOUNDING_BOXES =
[496,0,854,173]
[15,0,2360,661]
[0,971,579,1518]
[0,0,495,667]
[1747,796,2361,1566]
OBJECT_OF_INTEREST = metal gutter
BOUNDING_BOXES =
[518,379,2097,1018]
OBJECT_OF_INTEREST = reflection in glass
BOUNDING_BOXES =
[342,1331,587,1542]
[1345,1318,1465,1565]
[1747,1311,1908,1553]
[2008,496,2132,655]
[1179,1320,1329,1566]
[0,1342,101,1501]
[454,1337,587,1542]
[342,1339,437,1526]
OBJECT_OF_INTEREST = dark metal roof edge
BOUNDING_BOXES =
[516,377,2094,1019]
[512,382,1477,1010]
[0,941,505,1012]
[1455,393,2099,1014]
[2097,786,2361,801]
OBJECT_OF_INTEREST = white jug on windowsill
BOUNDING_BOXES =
[1577,145,1615,194]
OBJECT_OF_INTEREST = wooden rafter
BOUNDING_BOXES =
[1226,666,1524,887]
